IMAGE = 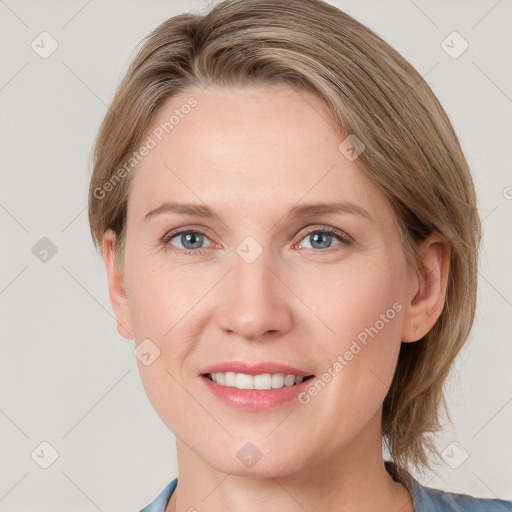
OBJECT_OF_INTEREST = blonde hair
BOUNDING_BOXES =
[88,0,481,479]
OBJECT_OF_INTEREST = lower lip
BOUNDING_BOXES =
[199,375,316,411]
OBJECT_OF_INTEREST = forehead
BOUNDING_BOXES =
[127,85,390,223]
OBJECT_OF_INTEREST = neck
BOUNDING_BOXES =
[166,410,413,512]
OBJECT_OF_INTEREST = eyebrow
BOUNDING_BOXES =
[144,201,374,223]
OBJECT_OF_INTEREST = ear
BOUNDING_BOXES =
[401,233,450,342]
[102,229,134,340]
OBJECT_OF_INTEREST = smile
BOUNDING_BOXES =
[204,372,314,390]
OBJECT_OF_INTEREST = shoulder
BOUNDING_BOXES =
[139,478,178,512]
[412,482,512,511]
[385,460,512,512]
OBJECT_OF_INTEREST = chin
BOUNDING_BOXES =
[204,440,308,479]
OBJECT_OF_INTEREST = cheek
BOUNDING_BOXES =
[125,258,211,391]
[299,256,404,352]
[126,261,199,431]
[298,258,404,409]
[126,259,195,339]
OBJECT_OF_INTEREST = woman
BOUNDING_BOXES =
[87,0,511,510]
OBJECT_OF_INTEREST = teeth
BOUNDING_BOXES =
[207,372,306,390]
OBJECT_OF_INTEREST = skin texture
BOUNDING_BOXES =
[102,85,450,512]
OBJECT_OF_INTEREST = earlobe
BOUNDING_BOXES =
[102,229,134,340]
[401,234,450,343]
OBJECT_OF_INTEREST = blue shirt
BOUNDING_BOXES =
[140,462,512,511]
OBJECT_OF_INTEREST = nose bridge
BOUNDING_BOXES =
[216,244,292,339]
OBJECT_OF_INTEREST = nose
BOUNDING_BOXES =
[216,249,293,341]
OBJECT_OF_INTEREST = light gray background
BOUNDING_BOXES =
[1,0,511,510]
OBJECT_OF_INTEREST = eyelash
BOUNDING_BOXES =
[161,226,352,256]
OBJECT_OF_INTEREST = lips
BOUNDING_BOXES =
[200,371,318,411]
[198,361,314,377]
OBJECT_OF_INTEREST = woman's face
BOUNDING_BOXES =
[108,84,421,476]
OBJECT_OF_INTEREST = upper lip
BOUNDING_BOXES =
[199,361,313,377]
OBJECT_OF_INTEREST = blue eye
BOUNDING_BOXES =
[297,227,351,251]
[164,230,212,253]
[162,226,351,255]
